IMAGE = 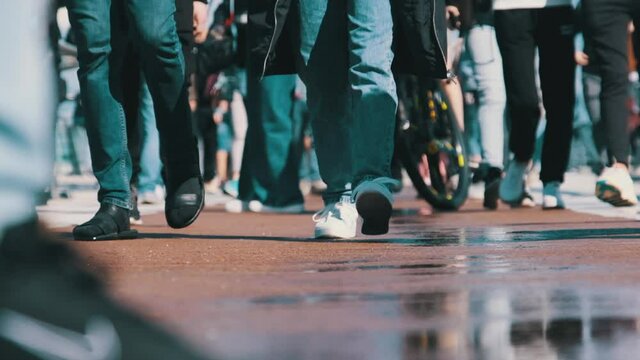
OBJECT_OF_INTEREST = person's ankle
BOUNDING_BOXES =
[611,162,629,171]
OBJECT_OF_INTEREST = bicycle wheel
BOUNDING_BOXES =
[397,86,471,210]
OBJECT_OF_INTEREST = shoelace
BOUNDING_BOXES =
[313,197,354,223]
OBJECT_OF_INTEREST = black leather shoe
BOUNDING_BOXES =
[165,176,204,229]
[73,203,138,240]
[483,167,502,210]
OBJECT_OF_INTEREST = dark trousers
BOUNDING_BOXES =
[583,0,640,165]
[124,0,195,189]
[196,107,217,182]
[495,6,575,184]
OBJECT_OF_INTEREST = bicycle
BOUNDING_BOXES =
[395,74,471,210]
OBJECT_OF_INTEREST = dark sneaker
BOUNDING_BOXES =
[483,167,502,210]
[73,203,138,241]
[499,160,528,205]
[354,178,398,235]
[0,220,210,360]
[165,177,204,229]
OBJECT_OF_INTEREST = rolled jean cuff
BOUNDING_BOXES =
[102,197,132,210]
[322,189,351,205]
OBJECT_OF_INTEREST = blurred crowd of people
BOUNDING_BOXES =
[1,0,640,356]
[49,0,640,238]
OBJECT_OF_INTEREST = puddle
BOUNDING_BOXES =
[347,227,640,247]
[212,287,640,360]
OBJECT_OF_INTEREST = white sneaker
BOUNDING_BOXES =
[596,166,638,207]
[499,160,529,204]
[313,196,358,239]
[225,199,248,213]
[204,177,221,194]
[247,201,305,214]
[542,181,565,210]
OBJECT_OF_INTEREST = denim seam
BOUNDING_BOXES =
[117,103,132,210]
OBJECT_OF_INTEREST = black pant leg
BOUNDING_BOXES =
[196,107,217,182]
[175,0,195,78]
[123,44,142,188]
[537,6,575,184]
[583,0,632,165]
[494,9,540,163]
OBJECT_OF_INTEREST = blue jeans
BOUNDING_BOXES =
[238,74,304,207]
[0,1,55,234]
[297,0,397,203]
[67,0,199,209]
[137,77,163,194]
[460,24,507,169]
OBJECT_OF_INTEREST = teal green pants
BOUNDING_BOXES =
[238,72,304,207]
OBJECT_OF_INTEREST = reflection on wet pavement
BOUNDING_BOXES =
[212,286,640,360]
[204,246,640,360]
[355,227,640,246]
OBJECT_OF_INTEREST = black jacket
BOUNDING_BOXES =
[248,0,450,79]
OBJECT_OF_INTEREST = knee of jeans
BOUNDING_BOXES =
[133,17,179,53]
[349,57,394,88]
[75,32,111,70]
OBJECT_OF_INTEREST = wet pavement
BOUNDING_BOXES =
[55,190,640,360]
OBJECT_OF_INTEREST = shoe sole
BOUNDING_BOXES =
[542,205,565,210]
[74,229,138,241]
[356,192,392,235]
[166,189,205,229]
[314,228,356,240]
[596,182,637,207]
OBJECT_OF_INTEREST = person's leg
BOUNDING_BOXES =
[466,23,508,209]
[0,0,55,236]
[236,73,304,208]
[495,9,539,205]
[440,29,465,131]
[584,0,638,206]
[573,63,601,171]
[67,0,131,210]
[197,107,217,184]
[583,71,606,154]
[68,0,140,239]
[127,0,204,228]
[297,0,353,205]
[230,91,247,178]
[347,0,397,186]
[466,24,507,170]
[537,6,575,185]
[459,49,482,165]
[347,0,398,235]
[584,0,631,165]
[126,0,199,188]
[494,9,539,165]
[137,76,163,196]
[216,120,232,183]
[123,45,142,193]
